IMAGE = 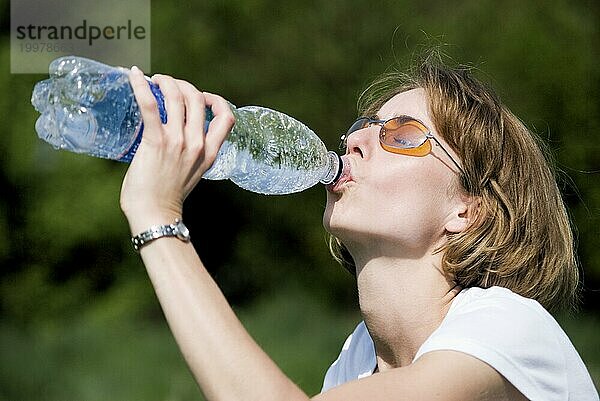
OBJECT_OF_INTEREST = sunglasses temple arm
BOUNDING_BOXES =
[430,136,465,176]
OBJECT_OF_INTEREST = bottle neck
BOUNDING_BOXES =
[320,151,343,185]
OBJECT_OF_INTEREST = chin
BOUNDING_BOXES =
[323,185,371,244]
[323,201,358,241]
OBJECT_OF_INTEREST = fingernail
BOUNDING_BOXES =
[131,65,141,74]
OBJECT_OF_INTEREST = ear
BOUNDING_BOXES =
[445,194,481,234]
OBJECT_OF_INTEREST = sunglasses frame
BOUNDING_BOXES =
[340,115,465,175]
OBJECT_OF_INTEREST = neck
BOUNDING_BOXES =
[353,252,460,370]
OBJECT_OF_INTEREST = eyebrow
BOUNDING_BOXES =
[373,113,415,121]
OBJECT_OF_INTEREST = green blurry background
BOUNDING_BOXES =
[1,0,599,400]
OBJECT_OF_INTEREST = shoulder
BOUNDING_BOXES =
[442,285,547,315]
[415,286,594,401]
[421,286,558,347]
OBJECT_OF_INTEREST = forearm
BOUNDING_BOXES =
[137,237,308,401]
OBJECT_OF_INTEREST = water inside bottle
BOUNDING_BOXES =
[230,148,330,194]
[202,106,333,194]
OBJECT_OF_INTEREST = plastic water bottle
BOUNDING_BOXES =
[31,56,342,195]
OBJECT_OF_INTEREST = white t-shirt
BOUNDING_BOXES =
[321,286,599,401]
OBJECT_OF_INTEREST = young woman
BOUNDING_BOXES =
[121,55,598,400]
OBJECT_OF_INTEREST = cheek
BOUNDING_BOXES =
[370,181,429,230]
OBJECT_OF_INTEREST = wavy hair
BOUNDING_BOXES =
[329,51,580,312]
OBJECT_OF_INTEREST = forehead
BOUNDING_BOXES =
[376,88,431,124]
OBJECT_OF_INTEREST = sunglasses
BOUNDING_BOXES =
[340,115,465,175]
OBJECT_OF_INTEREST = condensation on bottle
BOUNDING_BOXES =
[31,56,342,195]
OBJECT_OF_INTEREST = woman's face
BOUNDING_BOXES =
[323,88,464,260]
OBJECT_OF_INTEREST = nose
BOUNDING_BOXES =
[343,125,379,157]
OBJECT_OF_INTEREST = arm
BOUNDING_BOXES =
[315,351,527,401]
[120,67,524,401]
[121,67,308,401]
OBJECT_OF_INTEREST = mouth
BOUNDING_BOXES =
[326,155,354,193]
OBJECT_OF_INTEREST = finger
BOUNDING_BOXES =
[128,66,163,135]
[151,74,185,132]
[175,79,206,148]
[202,92,235,161]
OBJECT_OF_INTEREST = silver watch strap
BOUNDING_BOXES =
[131,218,190,252]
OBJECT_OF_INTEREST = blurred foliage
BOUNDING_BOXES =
[0,0,599,398]
[0,285,361,400]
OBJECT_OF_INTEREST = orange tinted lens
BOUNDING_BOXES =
[380,118,428,149]
[381,140,431,156]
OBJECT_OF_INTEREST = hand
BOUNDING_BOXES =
[120,66,235,234]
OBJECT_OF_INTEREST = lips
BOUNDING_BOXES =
[326,155,353,193]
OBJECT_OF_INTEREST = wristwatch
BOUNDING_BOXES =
[131,218,190,252]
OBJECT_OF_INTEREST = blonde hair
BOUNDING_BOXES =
[330,51,580,312]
